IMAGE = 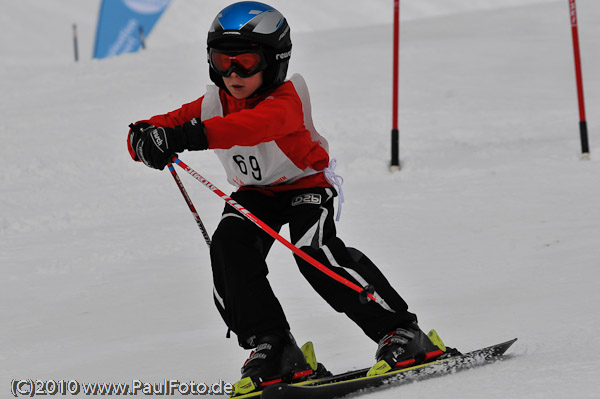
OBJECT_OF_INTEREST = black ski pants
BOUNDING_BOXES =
[209,187,417,349]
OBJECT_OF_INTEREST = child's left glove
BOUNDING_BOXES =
[128,119,208,170]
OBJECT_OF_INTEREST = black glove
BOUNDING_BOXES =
[127,122,151,162]
[128,118,208,170]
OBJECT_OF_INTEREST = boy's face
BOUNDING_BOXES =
[223,71,263,100]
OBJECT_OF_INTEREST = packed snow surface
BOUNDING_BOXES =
[2,1,599,398]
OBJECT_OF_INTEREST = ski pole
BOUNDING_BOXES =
[167,163,212,248]
[172,156,377,303]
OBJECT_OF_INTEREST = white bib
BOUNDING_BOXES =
[201,74,328,188]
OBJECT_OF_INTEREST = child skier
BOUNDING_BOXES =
[127,1,442,394]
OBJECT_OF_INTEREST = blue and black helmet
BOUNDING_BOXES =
[207,1,292,93]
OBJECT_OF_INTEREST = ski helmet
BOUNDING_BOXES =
[207,1,292,94]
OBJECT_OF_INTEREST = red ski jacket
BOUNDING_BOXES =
[131,76,332,193]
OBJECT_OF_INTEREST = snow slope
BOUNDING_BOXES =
[2,0,599,398]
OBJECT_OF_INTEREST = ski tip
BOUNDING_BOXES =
[493,338,518,356]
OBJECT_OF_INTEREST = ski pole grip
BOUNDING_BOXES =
[359,284,375,304]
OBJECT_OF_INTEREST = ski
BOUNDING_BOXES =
[260,338,517,399]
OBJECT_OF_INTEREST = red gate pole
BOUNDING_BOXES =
[568,0,590,159]
[390,0,401,171]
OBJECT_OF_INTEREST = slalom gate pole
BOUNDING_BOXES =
[167,163,212,248]
[172,157,377,304]
[568,0,590,159]
[390,0,401,171]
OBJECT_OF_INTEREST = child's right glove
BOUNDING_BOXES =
[128,119,209,170]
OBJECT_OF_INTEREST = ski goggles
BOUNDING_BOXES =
[209,48,268,78]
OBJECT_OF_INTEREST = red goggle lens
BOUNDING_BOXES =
[210,51,264,77]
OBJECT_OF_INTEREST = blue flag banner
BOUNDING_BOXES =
[93,0,171,59]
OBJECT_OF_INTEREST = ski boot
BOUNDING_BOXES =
[367,324,446,376]
[231,331,316,397]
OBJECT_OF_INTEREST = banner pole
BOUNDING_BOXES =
[72,24,79,62]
